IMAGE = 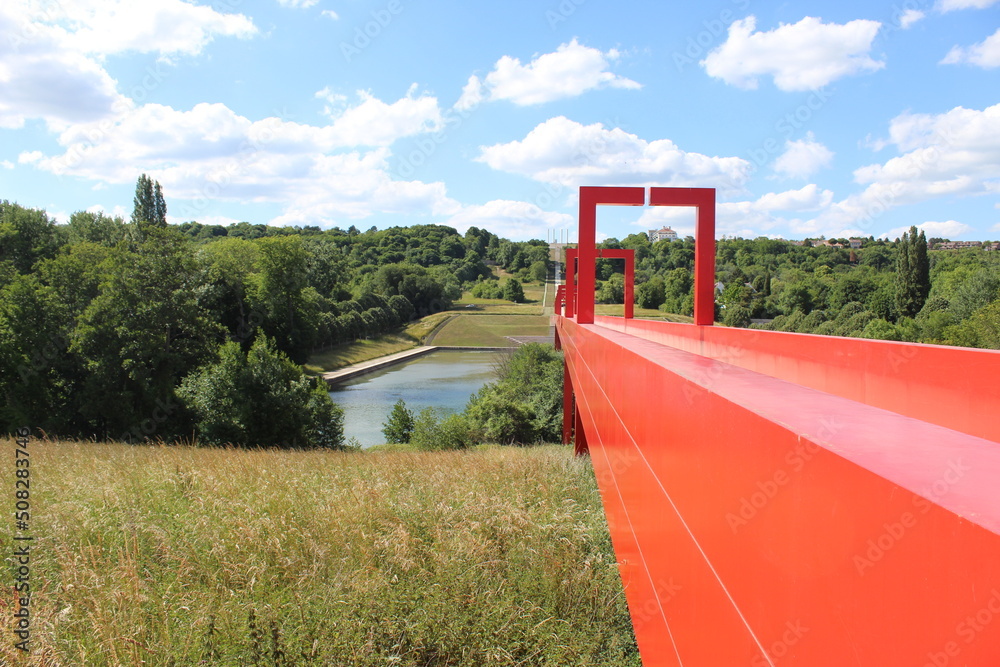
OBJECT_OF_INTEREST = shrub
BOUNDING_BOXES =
[178,336,345,448]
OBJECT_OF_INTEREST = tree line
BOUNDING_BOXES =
[0,177,553,445]
[591,228,1000,349]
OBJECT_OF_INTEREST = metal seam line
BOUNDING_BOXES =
[569,352,685,666]
[573,327,777,667]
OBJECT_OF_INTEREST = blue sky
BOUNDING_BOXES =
[1,0,998,241]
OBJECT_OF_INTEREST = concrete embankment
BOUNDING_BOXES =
[322,346,440,385]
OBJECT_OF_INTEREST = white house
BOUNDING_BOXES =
[648,226,678,243]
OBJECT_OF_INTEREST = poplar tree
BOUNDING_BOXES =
[131,173,167,226]
[895,226,930,319]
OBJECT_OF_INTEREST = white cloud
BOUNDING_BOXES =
[477,116,751,194]
[941,28,1000,68]
[448,200,573,239]
[454,75,485,111]
[469,39,640,106]
[321,10,339,20]
[46,0,256,57]
[899,9,926,28]
[702,16,884,91]
[812,104,1000,231]
[937,0,1000,10]
[882,220,973,239]
[773,133,835,179]
[317,86,444,146]
[755,184,834,211]
[19,90,461,227]
[1,160,13,169]
[278,0,320,8]
[0,1,256,129]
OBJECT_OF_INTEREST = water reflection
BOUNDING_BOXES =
[329,350,499,448]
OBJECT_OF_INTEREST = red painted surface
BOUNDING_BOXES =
[565,248,636,319]
[576,187,646,324]
[559,316,1000,666]
[559,185,1000,666]
[649,188,716,326]
[593,316,1000,445]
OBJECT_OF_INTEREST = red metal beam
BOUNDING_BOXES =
[565,248,636,320]
[559,316,1000,665]
[649,187,716,326]
[576,187,645,324]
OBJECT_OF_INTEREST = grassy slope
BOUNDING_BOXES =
[429,314,552,347]
[4,441,639,666]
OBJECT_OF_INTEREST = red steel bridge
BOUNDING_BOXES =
[553,186,1000,666]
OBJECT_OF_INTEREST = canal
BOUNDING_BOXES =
[328,349,499,447]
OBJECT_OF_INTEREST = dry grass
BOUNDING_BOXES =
[2,440,639,666]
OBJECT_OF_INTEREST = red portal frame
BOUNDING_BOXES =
[574,186,716,326]
[564,248,635,320]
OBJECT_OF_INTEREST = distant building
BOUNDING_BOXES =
[849,238,864,249]
[648,226,678,243]
[934,241,983,250]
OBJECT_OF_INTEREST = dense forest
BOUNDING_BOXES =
[3,176,999,446]
[594,230,1000,348]
[0,180,550,444]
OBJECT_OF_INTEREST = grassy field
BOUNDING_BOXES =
[2,441,638,666]
[428,315,552,347]
[594,305,695,323]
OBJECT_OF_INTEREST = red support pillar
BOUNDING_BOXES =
[649,187,716,326]
[562,363,573,445]
[576,187,645,324]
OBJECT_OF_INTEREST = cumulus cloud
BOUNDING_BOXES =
[321,10,339,20]
[882,220,973,239]
[702,16,884,91]
[448,200,573,239]
[899,9,926,28]
[941,28,1000,68]
[19,91,461,227]
[0,1,255,129]
[278,0,320,8]
[937,0,1000,10]
[461,39,640,107]
[1,160,14,169]
[773,133,835,179]
[810,104,1000,231]
[316,86,444,146]
[477,116,751,194]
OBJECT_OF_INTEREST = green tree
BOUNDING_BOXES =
[131,174,167,226]
[895,226,930,318]
[596,273,625,304]
[382,399,415,444]
[502,278,525,303]
[636,276,665,310]
[71,226,223,439]
[178,336,345,448]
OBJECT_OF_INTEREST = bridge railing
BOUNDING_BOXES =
[558,316,1000,666]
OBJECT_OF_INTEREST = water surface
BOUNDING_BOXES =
[329,350,498,447]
